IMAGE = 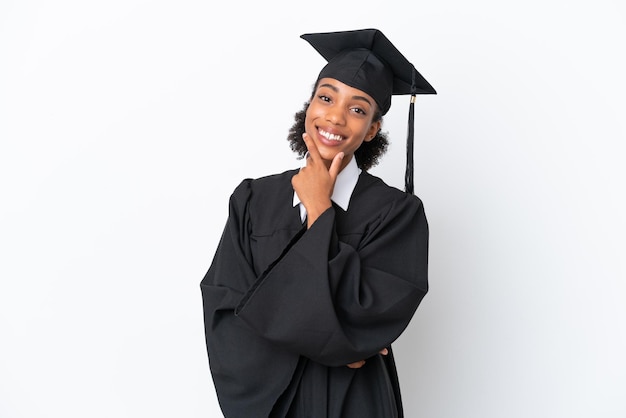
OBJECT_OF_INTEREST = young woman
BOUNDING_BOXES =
[201,28,436,418]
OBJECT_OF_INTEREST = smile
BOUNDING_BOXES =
[319,128,344,142]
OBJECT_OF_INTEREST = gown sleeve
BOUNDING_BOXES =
[233,184,429,368]
[200,179,302,418]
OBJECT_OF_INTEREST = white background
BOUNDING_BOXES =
[1,1,625,417]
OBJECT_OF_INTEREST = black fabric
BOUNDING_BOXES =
[201,169,429,418]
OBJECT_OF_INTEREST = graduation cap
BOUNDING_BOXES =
[301,28,436,195]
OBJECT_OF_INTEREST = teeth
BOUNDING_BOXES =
[319,129,343,141]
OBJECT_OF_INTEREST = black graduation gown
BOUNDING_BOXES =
[201,169,428,418]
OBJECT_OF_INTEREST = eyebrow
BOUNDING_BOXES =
[318,83,373,107]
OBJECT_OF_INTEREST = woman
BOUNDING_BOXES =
[201,28,436,418]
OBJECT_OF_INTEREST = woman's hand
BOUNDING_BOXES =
[291,133,344,228]
[346,348,389,369]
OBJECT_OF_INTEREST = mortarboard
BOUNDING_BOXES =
[301,28,436,195]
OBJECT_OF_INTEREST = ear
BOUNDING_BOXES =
[364,120,381,142]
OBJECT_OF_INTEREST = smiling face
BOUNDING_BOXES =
[305,77,381,170]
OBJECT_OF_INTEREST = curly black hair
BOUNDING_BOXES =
[286,89,389,171]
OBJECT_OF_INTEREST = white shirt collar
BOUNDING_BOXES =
[292,156,361,222]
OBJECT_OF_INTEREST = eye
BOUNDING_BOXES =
[317,94,331,103]
[351,106,367,116]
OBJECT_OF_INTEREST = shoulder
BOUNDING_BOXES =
[349,173,429,245]
[230,169,299,206]
[355,171,425,212]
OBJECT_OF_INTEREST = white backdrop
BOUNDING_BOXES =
[1,1,625,417]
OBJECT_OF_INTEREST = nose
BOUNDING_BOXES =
[326,105,346,125]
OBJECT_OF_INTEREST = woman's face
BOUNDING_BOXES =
[305,77,381,169]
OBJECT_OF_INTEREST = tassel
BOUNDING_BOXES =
[405,68,419,195]
[405,94,415,195]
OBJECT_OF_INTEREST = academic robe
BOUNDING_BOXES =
[200,168,429,418]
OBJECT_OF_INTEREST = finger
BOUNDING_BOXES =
[379,348,389,356]
[346,360,366,369]
[328,151,344,179]
[302,133,321,162]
